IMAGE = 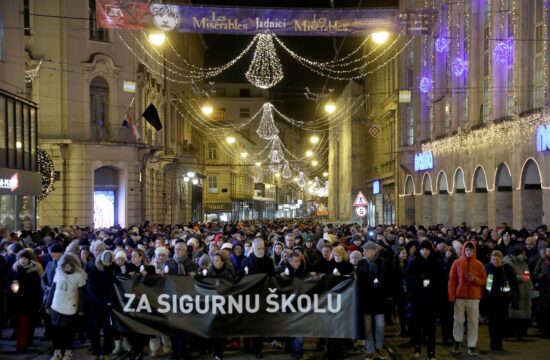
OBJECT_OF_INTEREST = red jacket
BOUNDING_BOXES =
[448,241,487,302]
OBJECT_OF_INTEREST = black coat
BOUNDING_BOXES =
[10,263,43,314]
[356,256,389,315]
[238,254,275,276]
[86,263,115,308]
[404,253,445,312]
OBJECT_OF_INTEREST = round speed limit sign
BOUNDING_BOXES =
[355,206,367,218]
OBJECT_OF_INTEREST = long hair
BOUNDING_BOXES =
[58,253,87,278]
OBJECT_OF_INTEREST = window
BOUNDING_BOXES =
[239,108,250,118]
[90,77,109,140]
[23,0,30,36]
[406,105,414,146]
[406,48,414,89]
[89,0,108,42]
[208,176,218,193]
[207,142,217,160]
[212,108,225,120]
[239,89,250,97]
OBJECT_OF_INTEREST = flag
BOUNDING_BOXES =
[122,111,141,141]
[142,103,163,131]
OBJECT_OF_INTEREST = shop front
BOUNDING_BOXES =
[204,202,233,223]
[0,168,42,231]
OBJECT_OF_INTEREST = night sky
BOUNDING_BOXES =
[192,0,399,119]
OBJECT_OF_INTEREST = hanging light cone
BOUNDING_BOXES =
[269,137,285,163]
[282,161,291,179]
[256,103,279,140]
[312,176,321,190]
[297,172,307,187]
[245,33,284,89]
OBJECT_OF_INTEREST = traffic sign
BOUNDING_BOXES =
[355,206,367,218]
[353,191,368,206]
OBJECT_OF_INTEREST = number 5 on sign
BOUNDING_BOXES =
[355,206,367,218]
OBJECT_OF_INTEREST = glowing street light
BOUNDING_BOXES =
[226,136,236,144]
[201,103,213,116]
[323,171,328,177]
[311,160,318,167]
[305,150,313,157]
[183,176,190,182]
[192,178,199,185]
[324,101,336,114]
[310,135,319,144]
[255,161,262,167]
[240,152,248,158]
[372,31,390,45]
[187,171,196,178]
[148,31,166,46]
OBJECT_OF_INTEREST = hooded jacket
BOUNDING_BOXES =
[448,241,487,302]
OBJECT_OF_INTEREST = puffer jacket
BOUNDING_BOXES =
[448,241,487,302]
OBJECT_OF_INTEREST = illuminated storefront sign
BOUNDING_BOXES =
[536,124,550,152]
[0,173,18,192]
[414,151,434,171]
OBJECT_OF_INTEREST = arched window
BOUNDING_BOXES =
[90,77,109,140]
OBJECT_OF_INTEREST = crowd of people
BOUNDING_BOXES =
[0,220,549,360]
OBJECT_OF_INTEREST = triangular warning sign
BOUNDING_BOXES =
[353,191,368,206]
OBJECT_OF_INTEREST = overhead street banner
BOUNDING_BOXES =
[96,1,436,36]
[111,273,358,338]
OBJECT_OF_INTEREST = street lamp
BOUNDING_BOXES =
[305,150,313,157]
[324,101,336,114]
[255,161,262,167]
[372,31,390,45]
[310,135,319,144]
[187,171,195,178]
[311,160,318,167]
[226,136,236,144]
[201,103,213,116]
[241,152,248,158]
[192,178,199,185]
[148,31,166,46]
[323,171,328,177]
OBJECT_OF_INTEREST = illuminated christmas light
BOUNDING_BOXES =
[419,77,433,94]
[245,33,283,89]
[452,57,468,77]
[492,41,512,64]
[434,37,449,53]
[282,161,291,179]
[256,103,279,140]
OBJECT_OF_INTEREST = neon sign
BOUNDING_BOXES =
[414,151,434,171]
[536,124,550,152]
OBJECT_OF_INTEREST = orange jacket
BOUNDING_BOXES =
[448,241,487,302]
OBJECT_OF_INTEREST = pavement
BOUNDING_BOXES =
[0,322,549,360]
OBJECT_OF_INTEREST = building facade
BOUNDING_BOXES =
[397,0,550,229]
[0,1,42,231]
[24,0,205,228]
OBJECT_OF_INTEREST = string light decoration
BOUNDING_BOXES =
[297,172,307,188]
[434,2,449,54]
[256,103,279,140]
[37,146,55,202]
[268,136,285,163]
[435,37,449,54]
[25,59,42,84]
[422,112,546,156]
[245,33,284,89]
[419,76,433,94]
[492,41,512,64]
[282,161,292,179]
[452,57,468,77]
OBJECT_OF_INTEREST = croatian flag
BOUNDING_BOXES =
[122,111,141,141]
